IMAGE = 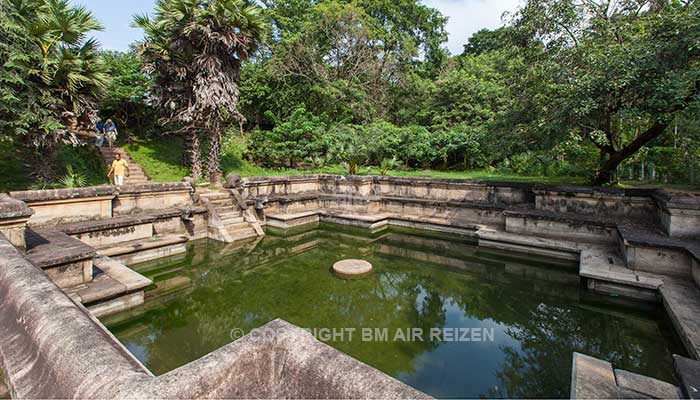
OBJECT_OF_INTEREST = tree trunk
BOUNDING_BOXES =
[185,130,203,180]
[593,121,670,186]
[207,128,222,185]
[691,158,696,185]
[35,141,59,184]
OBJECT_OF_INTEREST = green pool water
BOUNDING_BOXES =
[102,224,683,398]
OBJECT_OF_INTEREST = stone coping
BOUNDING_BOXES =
[0,232,428,398]
[58,207,206,235]
[0,194,33,219]
[9,182,194,204]
[115,182,193,195]
[10,186,116,202]
[25,229,96,268]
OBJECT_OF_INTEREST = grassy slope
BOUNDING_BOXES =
[122,137,189,182]
[117,135,664,188]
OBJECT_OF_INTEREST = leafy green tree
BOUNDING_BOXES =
[2,0,109,182]
[462,27,514,56]
[248,106,327,167]
[512,0,700,185]
[99,51,154,134]
[134,0,267,182]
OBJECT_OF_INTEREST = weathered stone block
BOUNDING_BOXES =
[72,222,153,247]
[570,353,618,399]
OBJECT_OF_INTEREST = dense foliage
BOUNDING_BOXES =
[0,0,108,182]
[1,0,699,187]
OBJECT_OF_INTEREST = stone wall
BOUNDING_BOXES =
[240,176,700,243]
[112,183,194,215]
[534,187,657,224]
[10,187,116,226]
[0,233,426,398]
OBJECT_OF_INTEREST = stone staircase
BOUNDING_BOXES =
[99,147,149,185]
[200,189,264,243]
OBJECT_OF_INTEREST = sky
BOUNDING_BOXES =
[69,0,522,54]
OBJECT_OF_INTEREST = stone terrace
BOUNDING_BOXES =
[1,175,700,399]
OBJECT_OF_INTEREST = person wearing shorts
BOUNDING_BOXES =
[108,153,129,186]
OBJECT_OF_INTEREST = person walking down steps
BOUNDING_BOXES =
[104,119,118,148]
[108,153,130,186]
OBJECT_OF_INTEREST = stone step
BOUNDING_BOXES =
[222,216,245,225]
[201,193,231,202]
[68,256,152,317]
[95,235,188,258]
[215,205,236,214]
[219,211,242,220]
[228,225,258,241]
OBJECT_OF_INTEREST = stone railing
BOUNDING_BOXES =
[0,233,425,398]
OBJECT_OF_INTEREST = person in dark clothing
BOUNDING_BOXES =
[95,119,105,147]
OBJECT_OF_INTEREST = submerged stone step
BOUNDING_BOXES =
[96,235,189,266]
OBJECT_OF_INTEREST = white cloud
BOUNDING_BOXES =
[422,0,523,54]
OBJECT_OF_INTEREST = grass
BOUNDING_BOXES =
[122,137,190,183]
[3,135,697,192]
[117,136,664,188]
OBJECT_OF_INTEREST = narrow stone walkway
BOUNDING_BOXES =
[99,147,149,185]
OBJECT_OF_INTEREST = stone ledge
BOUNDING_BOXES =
[10,186,116,202]
[673,355,700,399]
[618,223,700,268]
[59,208,206,235]
[570,353,618,399]
[25,229,96,269]
[654,191,700,211]
[96,235,189,258]
[0,194,33,219]
[580,249,664,291]
[614,369,680,399]
[661,280,700,359]
[116,182,193,195]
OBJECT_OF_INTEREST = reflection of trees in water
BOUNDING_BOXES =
[110,228,675,395]
[490,303,675,399]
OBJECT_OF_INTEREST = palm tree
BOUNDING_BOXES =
[134,0,266,183]
[6,0,109,181]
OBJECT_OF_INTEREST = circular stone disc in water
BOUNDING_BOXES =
[333,259,373,278]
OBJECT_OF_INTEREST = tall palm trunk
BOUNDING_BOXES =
[207,127,222,185]
[186,130,202,180]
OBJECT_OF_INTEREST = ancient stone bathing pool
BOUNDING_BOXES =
[101,224,684,399]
